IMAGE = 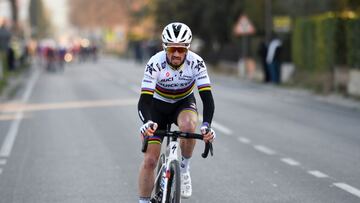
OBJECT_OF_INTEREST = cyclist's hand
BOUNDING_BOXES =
[140,120,158,136]
[200,122,216,143]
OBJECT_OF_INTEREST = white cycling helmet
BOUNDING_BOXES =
[162,22,192,49]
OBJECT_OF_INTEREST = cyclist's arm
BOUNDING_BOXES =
[138,57,159,124]
[138,94,153,123]
[199,89,215,125]
[192,55,215,125]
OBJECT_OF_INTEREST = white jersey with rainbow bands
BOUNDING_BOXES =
[140,50,211,103]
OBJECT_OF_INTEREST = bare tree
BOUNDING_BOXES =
[9,0,18,32]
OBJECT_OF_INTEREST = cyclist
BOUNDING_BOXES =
[137,22,216,203]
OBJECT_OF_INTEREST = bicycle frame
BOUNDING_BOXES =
[159,138,179,203]
[142,129,213,203]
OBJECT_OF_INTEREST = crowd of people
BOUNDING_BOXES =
[34,39,99,72]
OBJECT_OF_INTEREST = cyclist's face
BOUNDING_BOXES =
[165,44,188,67]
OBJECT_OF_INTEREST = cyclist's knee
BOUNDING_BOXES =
[178,120,196,132]
[178,111,197,132]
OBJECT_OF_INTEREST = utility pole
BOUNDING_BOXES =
[265,0,272,43]
[9,0,19,34]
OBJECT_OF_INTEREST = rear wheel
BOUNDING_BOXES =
[165,160,181,203]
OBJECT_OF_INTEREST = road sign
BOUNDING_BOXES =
[273,16,291,33]
[233,15,256,36]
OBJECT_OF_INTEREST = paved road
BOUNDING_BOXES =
[0,57,359,202]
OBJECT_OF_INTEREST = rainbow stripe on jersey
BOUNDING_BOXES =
[155,80,195,100]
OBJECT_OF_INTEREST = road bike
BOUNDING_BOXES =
[141,128,213,203]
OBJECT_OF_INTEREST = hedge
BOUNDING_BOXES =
[346,19,360,68]
[292,11,360,72]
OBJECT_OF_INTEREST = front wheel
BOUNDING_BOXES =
[165,160,181,203]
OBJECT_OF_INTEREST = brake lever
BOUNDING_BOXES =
[201,142,214,158]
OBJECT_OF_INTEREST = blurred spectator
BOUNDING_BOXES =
[7,46,15,71]
[0,23,11,76]
[20,42,30,66]
[134,40,144,63]
[58,46,67,69]
[146,39,161,59]
[45,46,56,71]
[266,37,283,84]
[258,40,270,83]
[90,45,98,62]
[0,23,11,51]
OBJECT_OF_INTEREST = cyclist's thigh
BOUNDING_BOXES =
[151,98,177,137]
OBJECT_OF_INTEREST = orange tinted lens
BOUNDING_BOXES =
[167,47,187,53]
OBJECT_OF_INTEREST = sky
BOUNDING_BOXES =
[0,0,11,19]
[1,0,68,32]
[43,0,69,32]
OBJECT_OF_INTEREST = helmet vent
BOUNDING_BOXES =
[172,24,182,38]
[181,30,188,40]
[166,29,172,38]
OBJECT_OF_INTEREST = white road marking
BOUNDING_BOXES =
[333,183,360,198]
[0,159,7,165]
[198,115,233,135]
[0,68,40,157]
[1,99,138,113]
[238,137,251,144]
[211,121,233,135]
[281,158,300,166]
[308,170,329,178]
[254,145,276,155]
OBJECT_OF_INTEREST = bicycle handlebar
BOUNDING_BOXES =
[141,130,214,158]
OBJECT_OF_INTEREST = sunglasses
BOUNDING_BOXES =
[166,47,188,54]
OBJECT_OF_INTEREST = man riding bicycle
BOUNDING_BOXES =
[138,22,216,203]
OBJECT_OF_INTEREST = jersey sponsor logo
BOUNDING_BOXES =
[186,60,191,66]
[142,79,152,83]
[144,74,155,80]
[190,60,194,69]
[197,75,208,80]
[179,75,193,81]
[155,63,162,71]
[194,60,205,72]
[160,77,174,82]
[161,61,166,69]
[146,63,156,75]
[159,82,191,88]
[195,70,207,77]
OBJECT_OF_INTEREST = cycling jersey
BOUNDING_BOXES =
[140,50,211,103]
[138,50,215,127]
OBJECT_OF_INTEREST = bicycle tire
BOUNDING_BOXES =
[165,160,181,203]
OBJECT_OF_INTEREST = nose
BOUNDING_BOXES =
[173,50,181,55]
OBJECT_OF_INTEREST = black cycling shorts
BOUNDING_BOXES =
[148,93,198,144]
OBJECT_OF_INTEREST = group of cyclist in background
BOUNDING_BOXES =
[34,39,99,73]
